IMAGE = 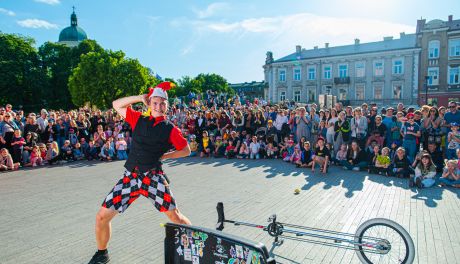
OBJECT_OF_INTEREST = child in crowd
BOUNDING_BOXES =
[439,159,460,188]
[73,142,84,160]
[283,140,295,161]
[188,135,198,157]
[46,142,60,165]
[86,140,99,161]
[426,142,444,173]
[289,145,301,163]
[374,147,391,175]
[312,138,330,173]
[0,148,20,171]
[225,139,236,159]
[411,153,436,188]
[249,136,260,159]
[389,147,411,178]
[237,141,249,159]
[389,141,399,161]
[61,140,74,161]
[115,134,128,160]
[200,131,212,158]
[368,145,380,174]
[334,144,348,165]
[446,122,460,159]
[296,141,313,168]
[100,141,114,161]
[214,136,226,158]
[29,145,43,167]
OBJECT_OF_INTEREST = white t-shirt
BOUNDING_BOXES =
[327,117,338,134]
[249,142,260,154]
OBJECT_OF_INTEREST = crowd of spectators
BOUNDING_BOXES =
[1,91,460,189]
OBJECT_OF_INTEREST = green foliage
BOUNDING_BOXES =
[69,49,153,109]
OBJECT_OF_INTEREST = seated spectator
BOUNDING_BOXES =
[368,145,380,173]
[389,141,399,161]
[411,153,436,188]
[426,142,443,173]
[0,148,20,171]
[10,129,25,164]
[289,145,301,163]
[366,130,384,149]
[22,132,36,165]
[296,141,313,168]
[214,136,226,158]
[100,141,114,161]
[85,140,99,161]
[225,139,236,159]
[80,138,89,155]
[334,143,347,165]
[188,135,198,157]
[341,141,368,171]
[61,140,74,161]
[388,147,411,178]
[265,141,278,159]
[249,136,261,159]
[439,159,460,188]
[73,142,84,160]
[39,143,47,161]
[311,137,330,173]
[282,139,295,161]
[28,145,43,167]
[237,141,249,159]
[115,134,128,160]
[46,142,60,165]
[199,131,212,158]
[374,147,391,175]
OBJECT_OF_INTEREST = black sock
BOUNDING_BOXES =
[98,249,107,254]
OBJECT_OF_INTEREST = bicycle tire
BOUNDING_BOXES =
[354,218,415,264]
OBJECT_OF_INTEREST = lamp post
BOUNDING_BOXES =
[425,75,430,105]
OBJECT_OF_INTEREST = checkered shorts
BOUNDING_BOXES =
[102,168,176,213]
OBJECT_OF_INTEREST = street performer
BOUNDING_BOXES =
[88,82,191,264]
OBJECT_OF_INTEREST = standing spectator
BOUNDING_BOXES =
[295,107,309,143]
[333,111,350,155]
[401,113,420,163]
[22,132,36,165]
[350,107,368,149]
[36,109,49,142]
[446,122,460,159]
[2,112,18,154]
[308,107,320,144]
[442,102,460,133]
[326,109,338,145]
[10,129,25,164]
[274,109,288,140]
[424,107,442,148]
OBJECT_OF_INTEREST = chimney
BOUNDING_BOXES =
[296,45,301,54]
[354,38,360,45]
[449,15,453,22]
[383,36,393,41]
[314,46,318,50]
[400,32,406,38]
[325,43,329,48]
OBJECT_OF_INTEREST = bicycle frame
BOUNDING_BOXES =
[216,202,390,254]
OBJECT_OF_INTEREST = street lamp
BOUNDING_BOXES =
[424,75,430,105]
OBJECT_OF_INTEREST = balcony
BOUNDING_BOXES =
[334,77,350,84]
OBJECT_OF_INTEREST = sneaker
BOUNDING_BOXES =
[415,177,423,189]
[88,250,110,264]
[352,167,360,171]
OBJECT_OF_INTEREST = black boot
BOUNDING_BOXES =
[88,250,110,264]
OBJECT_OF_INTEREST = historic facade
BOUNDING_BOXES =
[264,34,421,106]
[416,15,460,106]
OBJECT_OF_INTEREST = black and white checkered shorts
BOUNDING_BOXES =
[102,168,176,213]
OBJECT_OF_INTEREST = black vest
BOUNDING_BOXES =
[124,116,174,173]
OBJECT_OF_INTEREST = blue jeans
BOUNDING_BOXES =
[402,139,416,163]
[117,150,128,160]
[340,160,368,170]
[413,176,436,188]
[439,177,460,186]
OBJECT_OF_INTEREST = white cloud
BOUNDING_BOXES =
[17,19,58,29]
[0,8,15,16]
[192,2,229,19]
[34,0,60,5]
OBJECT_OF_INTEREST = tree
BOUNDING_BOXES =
[68,49,156,109]
[0,33,47,111]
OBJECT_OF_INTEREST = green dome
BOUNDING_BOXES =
[58,10,87,43]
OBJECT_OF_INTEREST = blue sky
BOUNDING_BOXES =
[1,0,458,83]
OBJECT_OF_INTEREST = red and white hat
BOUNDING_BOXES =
[147,82,175,100]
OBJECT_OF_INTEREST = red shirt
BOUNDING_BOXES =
[125,107,187,151]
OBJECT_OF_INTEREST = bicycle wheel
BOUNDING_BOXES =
[354,218,415,264]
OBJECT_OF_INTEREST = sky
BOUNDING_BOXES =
[1,0,459,83]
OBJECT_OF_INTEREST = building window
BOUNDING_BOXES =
[449,67,460,84]
[308,67,316,80]
[323,65,331,79]
[322,85,332,95]
[308,89,316,102]
[338,64,348,77]
[355,62,365,78]
[449,38,460,57]
[428,67,439,86]
[338,88,347,100]
[294,90,301,102]
[355,84,365,100]
[393,84,402,99]
[374,85,383,99]
[392,59,403,75]
[427,98,438,106]
[374,60,384,76]
[293,68,301,81]
[279,91,286,101]
[279,70,286,82]
[429,40,440,59]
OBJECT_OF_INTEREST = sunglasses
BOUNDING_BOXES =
[450,105,456,108]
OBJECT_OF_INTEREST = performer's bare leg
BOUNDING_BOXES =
[95,207,118,250]
[164,208,192,225]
